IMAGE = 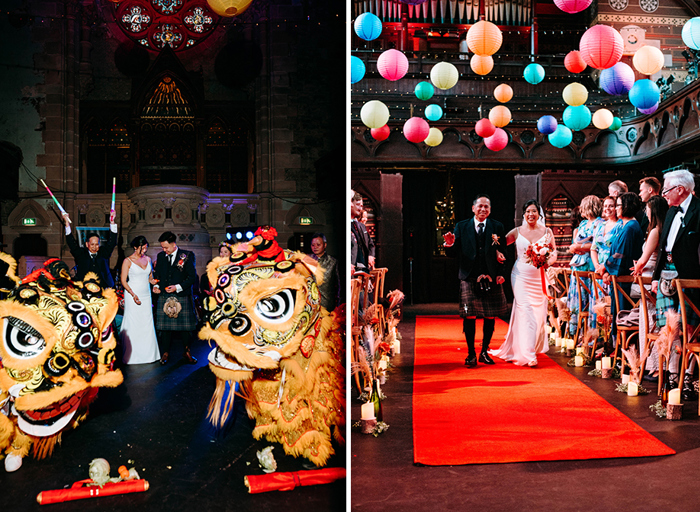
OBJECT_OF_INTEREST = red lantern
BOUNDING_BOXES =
[579,25,623,70]
[553,0,592,14]
[564,51,587,74]
[475,118,496,138]
[371,124,391,141]
[403,117,430,143]
[484,128,508,151]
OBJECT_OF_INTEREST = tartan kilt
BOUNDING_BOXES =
[155,293,198,331]
[656,262,700,327]
[459,279,508,318]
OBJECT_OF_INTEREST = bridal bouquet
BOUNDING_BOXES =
[525,242,551,269]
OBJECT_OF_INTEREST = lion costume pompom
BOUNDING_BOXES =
[199,227,345,467]
[0,253,123,472]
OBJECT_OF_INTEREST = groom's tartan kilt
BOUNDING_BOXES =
[155,292,198,331]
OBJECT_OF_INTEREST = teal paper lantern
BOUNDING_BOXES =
[523,63,545,84]
[351,56,365,84]
[563,105,592,131]
[354,12,382,41]
[425,104,443,121]
[610,117,622,131]
[415,81,435,101]
[682,17,700,50]
[548,125,573,148]
[629,79,660,110]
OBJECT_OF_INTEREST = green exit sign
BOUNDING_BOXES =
[299,216,313,225]
[22,218,37,226]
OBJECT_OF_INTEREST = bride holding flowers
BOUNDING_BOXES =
[489,199,557,367]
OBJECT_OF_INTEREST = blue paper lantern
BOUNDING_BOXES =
[537,115,558,135]
[425,104,443,121]
[354,12,382,41]
[610,117,622,131]
[351,56,365,84]
[629,79,660,110]
[599,62,635,96]
[415,81,435,101]
[523,63,545,85]
[639,102,659,115]
[548,125,573,148]
[682,17,700,50]
[563,105,592,131]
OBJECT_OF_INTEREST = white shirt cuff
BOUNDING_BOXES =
[110,223,117,233]
[175,284,182,293]
[65,226,71,235]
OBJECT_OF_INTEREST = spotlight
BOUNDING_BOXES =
[245,231,254,240]
[226,232,232,240]
[235,232,243,240]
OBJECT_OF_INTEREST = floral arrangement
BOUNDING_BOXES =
[524,241,552,269]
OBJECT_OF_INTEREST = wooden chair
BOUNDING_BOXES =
[572,270,593,347]
[610,275,641,373]
[351,276,369,394]
[636,276,662,394]
[676,279,700,411]
[369,267,388,339]
[588,271,610,358]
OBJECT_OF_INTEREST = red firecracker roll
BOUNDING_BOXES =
[244,468,346,494]
[37,479,149,505]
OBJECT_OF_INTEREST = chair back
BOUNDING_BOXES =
[369,267,388,304]
[610,274,640,318]
[350,276,365,330]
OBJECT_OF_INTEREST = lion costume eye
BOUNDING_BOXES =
[254,289,296,324]
[3,316,46,359]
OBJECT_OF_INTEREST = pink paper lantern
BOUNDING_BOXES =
[564,51,587,73]
[484,128,508,151]
[553,0,592,14]
[475,118,496,138]
[371,124,391,141]
[403,117,430,143]
[579,25,623,70]
[377,49,409,81]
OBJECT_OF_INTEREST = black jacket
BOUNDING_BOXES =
[445,217,506,281]
[66,230,117,288]
[153,248,197,296]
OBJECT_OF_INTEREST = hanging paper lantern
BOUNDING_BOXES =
[489,105,511,128]
[377,49,409,81]
[424,127,444,147]
[563,105,592,131]
[599,62,635,96]
[466,20,503,56]
[360,100,390,129]
[639,103,659,115]
[565,51,587,74]
[207,0,253,17]
[484,128,508,151]
[351,56,366,84]
[403,117,430,143]
[399,0,429,4]
[592,109,614,129]
[537,115,558,135]
[494,83,513,103]
[610,117,622,131]
[682,17,700,50]
[553,0,592,14]
[549,125,573,148]
[629,79,660,110]
[562,82,588,106]
[632,45,665,76]
[415,81,435,101]
[470,55,494,76]
[579,25,623,70]
[370,124,391,141]
[475,118,496,138]
[354,12,382,41]
[430,62,459,90]
[425,104,443,121]
[523,63,545,84]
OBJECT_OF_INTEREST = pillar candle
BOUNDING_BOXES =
[595,360,602,370]
[378,359,388,370]
[393,340,401,354]
[575,347,584,355]
[602,357,611,369]
[669,388,681,405]
[574,356,584,367]
[566,339,575,350]
[621,374,630,384]
[555,338,562,347]
[627,382,638,396]
[361,402,375,420]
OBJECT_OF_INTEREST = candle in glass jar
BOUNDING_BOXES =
[361,402,375,420]
[595,360,602,370]
[627,382,638,396]
[602,357,611,369]
[669,388,681,405]
[574,356,584,367]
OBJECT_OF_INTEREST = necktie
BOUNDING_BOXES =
[477,222,484,237]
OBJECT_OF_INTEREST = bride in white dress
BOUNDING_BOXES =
[490,200,557,367]
[120,236,160,364]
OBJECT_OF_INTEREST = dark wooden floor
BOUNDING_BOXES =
[351,304,700,512]
[2,338,346,512]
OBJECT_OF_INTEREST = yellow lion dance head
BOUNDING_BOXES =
[0,253,122,472]
[200,227,345,467]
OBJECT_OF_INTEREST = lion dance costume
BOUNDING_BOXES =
[200,227,345,467]
[0,253,122,472]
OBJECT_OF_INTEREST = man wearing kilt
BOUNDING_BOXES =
[444,194,508,368]
[152,231,198,365]
[652,169,700,399]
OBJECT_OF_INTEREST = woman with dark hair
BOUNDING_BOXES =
[119,235,160,364]
[489,199,557,367]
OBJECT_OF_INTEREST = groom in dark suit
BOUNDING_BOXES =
[152,231,198,365]
[444,194,508,368]
[63,211,117,288]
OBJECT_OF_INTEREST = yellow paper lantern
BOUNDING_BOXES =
[494,83,513,103]
[592,108,614,129]
[562,82,588,106]
[360,100,390,129]
[467,20,503,56]
[207,0,254,16]
[633,45,665,76]
[430,62,459,90]
[424,127,444,147]
[489,105,511,128]
[470,55,494,76]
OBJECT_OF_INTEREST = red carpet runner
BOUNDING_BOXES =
[413,316,675,465]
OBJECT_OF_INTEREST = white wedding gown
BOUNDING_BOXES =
[121,261,160,364]
[490,230,549,366]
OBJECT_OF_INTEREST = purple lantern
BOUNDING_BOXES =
[599,62,635,96]
[399,0,428,4]
[639,102,659,115]
[537,115,558,135]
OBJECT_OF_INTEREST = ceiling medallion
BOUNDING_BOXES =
[639,0,658,12]
[608,0,628,11]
